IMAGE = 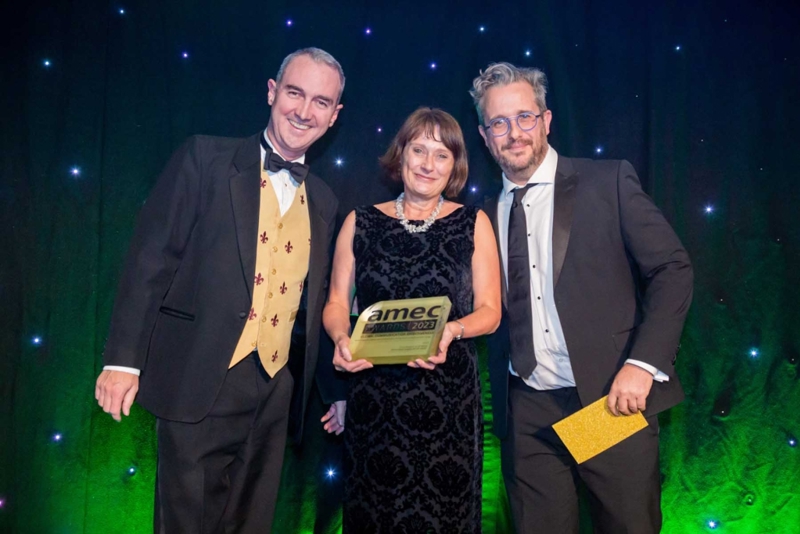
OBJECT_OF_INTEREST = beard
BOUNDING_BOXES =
[491,128,548,178]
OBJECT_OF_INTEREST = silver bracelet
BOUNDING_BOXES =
[453,320,465,341]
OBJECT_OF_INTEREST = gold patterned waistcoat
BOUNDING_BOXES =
[229,170,310,376]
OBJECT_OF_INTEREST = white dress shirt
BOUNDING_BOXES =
[497,145,667,390]
[260,129,305,216]
[104,129,303,376]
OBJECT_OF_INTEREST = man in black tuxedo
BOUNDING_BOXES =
[94,47,344,533]
[473,62,693,533]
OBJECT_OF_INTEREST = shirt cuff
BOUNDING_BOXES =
[103,365,141,376]
[625,359,669,383]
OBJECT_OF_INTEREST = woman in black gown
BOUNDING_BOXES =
[321,107,501,533]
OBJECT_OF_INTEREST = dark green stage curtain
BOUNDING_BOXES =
[2,0,799,532]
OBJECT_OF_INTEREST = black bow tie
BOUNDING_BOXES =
[261,134,309,184]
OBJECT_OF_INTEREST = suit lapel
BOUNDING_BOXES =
[305,177,328,330]
[552,157,578,289]
[230,133,262,300]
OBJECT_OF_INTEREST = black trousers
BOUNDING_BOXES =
[154,354,294,534]
[501,376,661,534]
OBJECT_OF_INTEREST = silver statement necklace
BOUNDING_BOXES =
[395,193,444,234]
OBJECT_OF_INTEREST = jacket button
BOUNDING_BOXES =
[239,311,247,319]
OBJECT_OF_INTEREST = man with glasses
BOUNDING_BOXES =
[472,62,693,533]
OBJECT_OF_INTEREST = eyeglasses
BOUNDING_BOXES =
[483,112,543,137]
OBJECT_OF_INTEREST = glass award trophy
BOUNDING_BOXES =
[349,296,453,364]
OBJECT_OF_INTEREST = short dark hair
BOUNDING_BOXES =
[379,107,469,199]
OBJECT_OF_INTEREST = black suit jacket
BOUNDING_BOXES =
[103,133,338,441]
[484,156,692,439]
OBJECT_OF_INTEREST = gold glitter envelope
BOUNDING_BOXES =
[552,396,648,464]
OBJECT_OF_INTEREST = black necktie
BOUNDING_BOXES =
[507,184,537,378]
[260,134,309,184]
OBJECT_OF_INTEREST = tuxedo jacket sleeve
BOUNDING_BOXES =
[616,160,694,371]
[103,136,204,371]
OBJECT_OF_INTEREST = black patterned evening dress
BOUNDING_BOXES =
[342,205,483,534]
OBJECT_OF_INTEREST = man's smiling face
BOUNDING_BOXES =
[266,54,343,160]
